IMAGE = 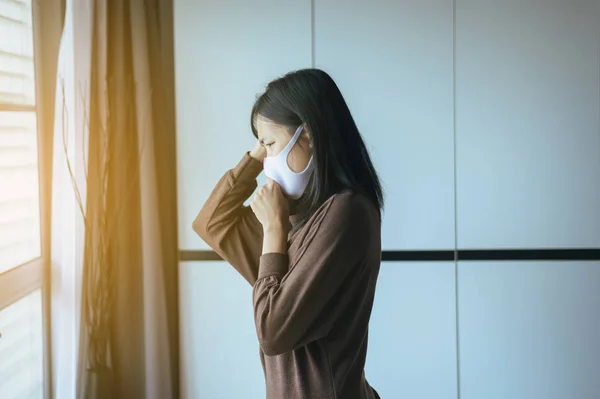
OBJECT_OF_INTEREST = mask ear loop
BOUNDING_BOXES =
[279,125,305,158]
[279,125,305,175]
[287,125,314,176]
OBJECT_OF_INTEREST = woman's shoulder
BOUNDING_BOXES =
[294,189,380,257]
[319,189,379,227]
[306,190,381,258]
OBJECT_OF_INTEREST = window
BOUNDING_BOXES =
[0,290,43,399]
[0,0,48,398]
[0,109,41,274]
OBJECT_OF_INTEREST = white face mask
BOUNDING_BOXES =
[263,125,314,199]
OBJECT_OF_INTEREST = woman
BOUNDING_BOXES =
[193,68,383,399]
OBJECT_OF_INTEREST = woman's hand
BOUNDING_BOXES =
[250,179,289,254]
[249,140,267,162]
[251,178,289,230]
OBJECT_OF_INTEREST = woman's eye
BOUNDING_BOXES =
[265,143,273,148]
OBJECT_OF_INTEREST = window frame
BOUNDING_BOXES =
[0,0,54,398]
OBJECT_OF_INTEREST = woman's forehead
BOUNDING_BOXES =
[255,117,287,141]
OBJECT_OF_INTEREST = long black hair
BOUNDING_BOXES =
[251,68,384,228]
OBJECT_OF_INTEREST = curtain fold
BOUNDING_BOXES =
[79,0,179,398]
[30,0,66,397]
[50,0,179,398]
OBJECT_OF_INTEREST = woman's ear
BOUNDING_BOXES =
[302,125,312,148]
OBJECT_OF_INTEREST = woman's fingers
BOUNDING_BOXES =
[272,181,281,193]
[266,178,282,194]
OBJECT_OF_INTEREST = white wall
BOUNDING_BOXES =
[455,0,600,249]
[314,0,456,251]
[175,0,312,252]
[175,2,311,397]
[179,262,264,399]
[459,261,600,399]
[366,262,457,398]
[175,0,600,398]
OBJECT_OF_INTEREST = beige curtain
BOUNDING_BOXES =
[31,0,66,396]
[74,0,179,398]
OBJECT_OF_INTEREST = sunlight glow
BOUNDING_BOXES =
[0,0,41,273]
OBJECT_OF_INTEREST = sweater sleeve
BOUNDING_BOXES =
[192,153,264,285]
[252,192,372,356]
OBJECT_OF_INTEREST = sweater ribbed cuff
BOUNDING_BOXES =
[257,253,289,281]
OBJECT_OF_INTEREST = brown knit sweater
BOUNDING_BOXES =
[193,153,382,399]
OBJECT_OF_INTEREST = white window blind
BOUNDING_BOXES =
[0,289,43,399]
[0,0,44,396]
[0,0,41,275]
[0,0,35,107]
